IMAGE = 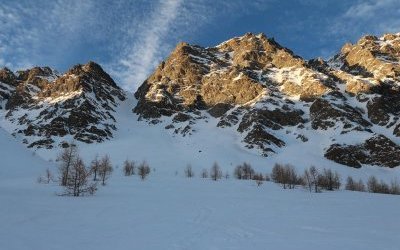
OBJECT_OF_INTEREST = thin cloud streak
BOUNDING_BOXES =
[113,0,183,91]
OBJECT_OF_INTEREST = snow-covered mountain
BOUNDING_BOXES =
[0,62,125,149]
[2,33,400,172]
[134,32,400,169]
[1,32,400,250]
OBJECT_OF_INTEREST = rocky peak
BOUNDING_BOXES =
[331,33,400,83]
[1,61,126,148]
[132,32,400,168]
[217,32,304,69]
[41,61,124,102]
[134,33,333,120]
[0,67,17,86]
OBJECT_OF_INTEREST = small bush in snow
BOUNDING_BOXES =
[184,164,194,178]
[98,155,113,186]
[201,169,208,178]
[302,166,320,193]
[345,176,366,192]
[90,155,101,181]
[63,157,97,196]
[271,163,300,189]
[210,162,222,181]
[317,169,341,191]
[57,143,78,186]
[367,176,400,195]
[138,161,151,180]
[123,160,135,176]
[234,162,255,180]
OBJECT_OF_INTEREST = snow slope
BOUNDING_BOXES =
[1,96,400,250]
[25,94,400,183]
[0,127,54,181]
[1,173,400,250]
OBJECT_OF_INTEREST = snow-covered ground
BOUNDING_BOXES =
[2,94,400,250]
[1,125,400,250]
[1,169,400,250]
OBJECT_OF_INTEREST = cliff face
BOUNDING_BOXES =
[2,32,400,169]
[0,62,126,148]
[133,32,400,168]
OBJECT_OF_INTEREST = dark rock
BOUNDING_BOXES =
[310,99,371,131]
[325,135,400,168]
[173,113,192,123]
[208,103,233,118]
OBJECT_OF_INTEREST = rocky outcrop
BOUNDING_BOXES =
[325,135,400,168]
[134,33,333,120]
[132,32,400,168]
[2,62,125,148]
[310,99,371,132]
[4,32,400,169]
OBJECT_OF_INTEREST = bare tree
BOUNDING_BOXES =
[390,179,400,195]
[271,163,285,187]
[98,155,113,185]
[318,169,341,191]
[90,154,101,181]
[201,169,208,178]
[234,165,244,179]
[303,168,313,192]
[138,161,151,180]
[285,164,298,189]
[242,162,255,180]
[271,163,299,189]
[57,143,78,186]
[309,166,320,193]
[63,157,97,196]
[346,176,366,192]
[123,160,135,176]
[367,176,379,193]
[184,164,194,178]
[234,163,255,180]
[210,162,222,181]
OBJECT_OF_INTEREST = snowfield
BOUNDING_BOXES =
[1,172,400,250]
[1,126,400,250]
[1,95,400,250]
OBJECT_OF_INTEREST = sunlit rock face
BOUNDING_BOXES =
[133,32,400,167]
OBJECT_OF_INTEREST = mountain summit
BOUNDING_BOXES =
[133,32,400,168]
[2,33,400,168]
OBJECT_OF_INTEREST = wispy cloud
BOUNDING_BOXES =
[0,0,97,69]
[111,0,183,91]
[109,0,272,91]
[330,0,400,41]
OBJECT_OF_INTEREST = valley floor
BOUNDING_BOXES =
[1,172,399,250]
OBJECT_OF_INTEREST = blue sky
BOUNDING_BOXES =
[1,0,400,91]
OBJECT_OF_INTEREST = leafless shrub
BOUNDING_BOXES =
[184,164,195,178]
[90,155,101,181]
[210,162,222,181]
[318,169,341,191]
[271,163,300,189]
[63,157,97,196]
[345,176,366,192]
[367,176,400,195]
[234,162,255,180]
[57,143,78,186]
[123,160,135,176]
[201,169,208,178]
[98,155,113,186]
[138,161,151,180]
